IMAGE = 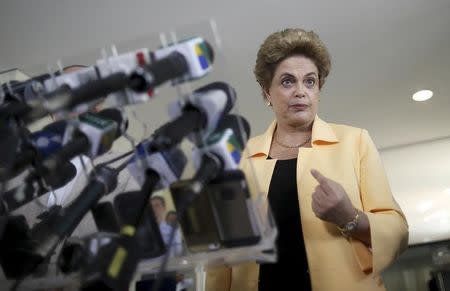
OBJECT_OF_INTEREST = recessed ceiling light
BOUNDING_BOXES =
[413,89,433,101]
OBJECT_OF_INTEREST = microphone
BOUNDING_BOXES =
[42,108,128,172]
[192,114,250,172]
[215,114,251,148]
[0,67,102,123]
[0,120,68,181]
[39,38,213,119]
[0,72,66,122]
[77,187,165,291]
[29,119,67,159]
[5,38,214,124]
[43,66,98,94]
[122,142,187,246]
[5,165,119,278]
[151,36,214,83]
[0,72,61,103]
[0,161,77,214]
[79,144,188,290]
[120,142,187,244]
[19,53,185,123]
[127,140,187,189]
[169,114,250,212]
[151,81,237,150]
[169,115,250,208]
[55,37,214,114]
[42,66,101,118]
[96,48,154,106]
[171,115,261,251]
[60,50,195,111]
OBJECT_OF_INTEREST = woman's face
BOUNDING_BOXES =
[265,55,320,129]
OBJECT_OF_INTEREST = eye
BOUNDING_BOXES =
[304,78,316,88]
[281,78,294,88]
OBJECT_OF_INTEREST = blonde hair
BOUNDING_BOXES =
[254,28,331,100]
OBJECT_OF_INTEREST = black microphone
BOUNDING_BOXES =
[170,114,250,211]
[0,119,68,181]
[151,81,237,150]
[0,73,62,122]
[191,114,250,182]
[79,188,165,291]
[113,190,166,257]
[171,115,261,251]
[9,38,214,124]
[91,201,121,233]
[41,108,127,172]
[4,165,119,278]
[48,51,189,113]
[26,39,213,121]
[0,72,60,103]
[81,145,188,290]
[0,161,77,214]
[215,114,251,147]
[129,36,214,93]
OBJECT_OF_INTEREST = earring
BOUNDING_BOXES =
[266,101,272,107]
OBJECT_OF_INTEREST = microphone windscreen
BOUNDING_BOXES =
[193,81,236,115]
[148,51,189,87]
[43,161,77,190]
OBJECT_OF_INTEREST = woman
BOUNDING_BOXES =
[206,28,408,291]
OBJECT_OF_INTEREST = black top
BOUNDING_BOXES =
[258,158,311,291]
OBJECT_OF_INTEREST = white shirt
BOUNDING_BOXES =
[159,221,183,256]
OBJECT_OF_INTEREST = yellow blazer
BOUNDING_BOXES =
[206,116,408,291]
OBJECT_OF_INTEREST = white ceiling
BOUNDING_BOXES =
[1,0,450,244]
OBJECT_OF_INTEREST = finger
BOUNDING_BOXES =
[310,169,324,182]
[311,169,336,196]
[311,169,328,185]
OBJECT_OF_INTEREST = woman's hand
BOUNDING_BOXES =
[310,169,356,227]
[310,169,372,245]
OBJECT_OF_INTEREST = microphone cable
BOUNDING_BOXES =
[95,149,134,168]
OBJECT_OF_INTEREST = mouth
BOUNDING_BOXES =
[289,104,309,110]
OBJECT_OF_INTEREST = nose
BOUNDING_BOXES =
[294,82,306,98]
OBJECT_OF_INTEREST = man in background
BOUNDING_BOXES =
[150,196,183,256]
[136,195,183,291]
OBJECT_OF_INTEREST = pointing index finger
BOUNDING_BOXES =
[311,169,327,184]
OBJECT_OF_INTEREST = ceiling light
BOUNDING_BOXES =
[412,90,433,101]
